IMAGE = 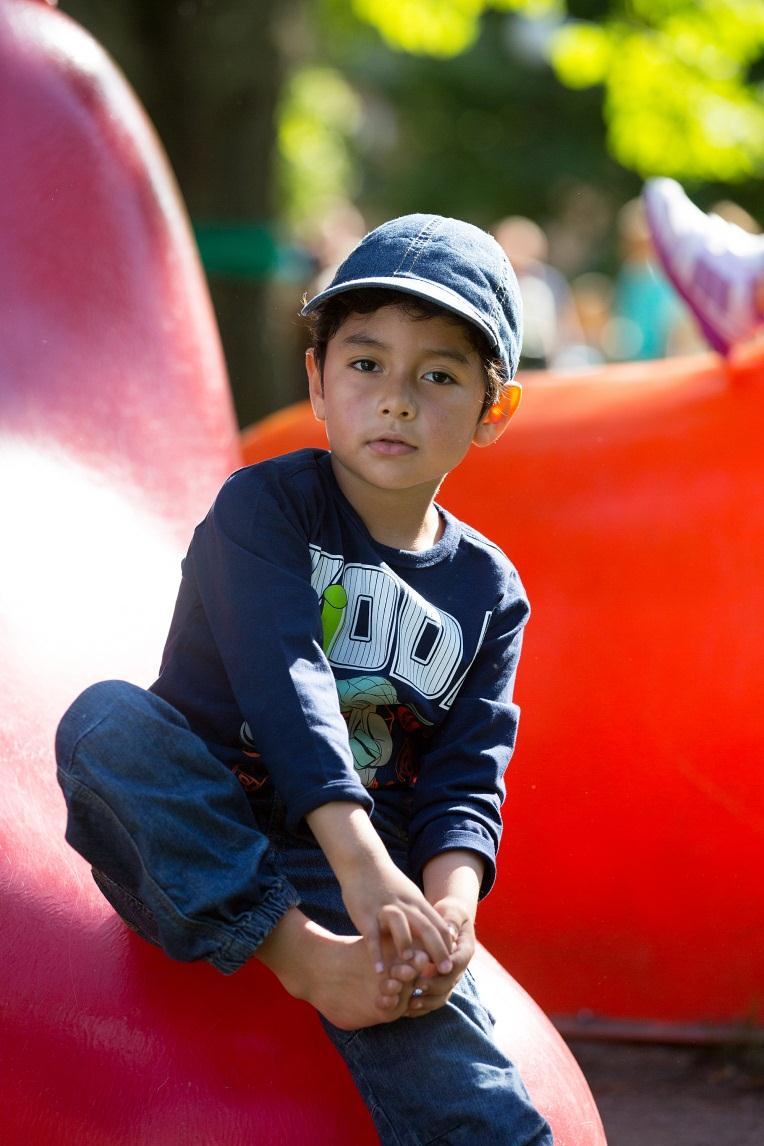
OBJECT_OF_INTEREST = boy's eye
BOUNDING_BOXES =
[423,370,455,386]
[350,358,379,373]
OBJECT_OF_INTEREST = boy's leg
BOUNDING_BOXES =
[272,813,552,1146]
[55,679,300,973]
[324,971,552,1146]
[57,680,421,1027]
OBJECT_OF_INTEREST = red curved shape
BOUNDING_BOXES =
[241,351,764,1036]
[0,2,604,1142]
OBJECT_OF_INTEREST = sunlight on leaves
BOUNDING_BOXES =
[549,23,611,88]
[548,2,764,180]
[277,67,362,224]
[280,0,764,203]
[351,0,484,56]
[350,0,561,58]
[602,26,764,180]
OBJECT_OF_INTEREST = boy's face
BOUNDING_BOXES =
[306,304,511,510]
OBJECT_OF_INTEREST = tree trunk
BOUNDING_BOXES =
[59,0,300,426]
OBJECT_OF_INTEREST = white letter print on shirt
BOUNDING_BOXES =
[310,546,489,710]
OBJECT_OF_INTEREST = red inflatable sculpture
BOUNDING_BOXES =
[243,350,764,1041]
[0,2,604,1142]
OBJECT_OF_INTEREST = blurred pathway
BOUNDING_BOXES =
[567,1039,764,1145]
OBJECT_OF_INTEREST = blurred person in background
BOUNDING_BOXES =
[493,215,583,370]
[304,200,369,297]
[554,272,614,369]
[545,182,614,283]
[711,199,761,236]
[610,197,689,361]
[644,178,764,358]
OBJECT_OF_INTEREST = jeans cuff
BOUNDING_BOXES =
[209,879,301,974]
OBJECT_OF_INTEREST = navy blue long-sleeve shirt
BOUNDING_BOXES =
[151,448,529,896]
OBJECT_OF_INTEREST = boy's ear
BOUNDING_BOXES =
[306,348,326,422]
[472,384,522,448]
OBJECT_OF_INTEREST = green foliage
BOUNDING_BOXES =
[277,66,362,224]
[309,0,764,184]
[332,8,634,229]
[549,1,764,180]
[277,0,764,233]
[348,0,562,57]
[550,23,611,88]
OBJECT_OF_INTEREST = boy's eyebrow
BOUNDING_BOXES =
[339,331,471,364]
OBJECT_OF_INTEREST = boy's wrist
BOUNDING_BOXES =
[433,892,476,925]
[422,850,483,923]
[305,800,389,882]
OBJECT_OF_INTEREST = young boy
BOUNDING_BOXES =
[56,213,552,1144]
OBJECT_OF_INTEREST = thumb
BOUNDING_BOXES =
[433,900,466,951]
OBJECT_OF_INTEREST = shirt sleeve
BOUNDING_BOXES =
[188,466,372,829]
[407,572,529,898]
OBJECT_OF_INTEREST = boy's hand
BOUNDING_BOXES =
[405,896,476,1018]
[340,858,456,976]
[305,802,455,975]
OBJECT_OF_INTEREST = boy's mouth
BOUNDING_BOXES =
[367,436,416,456]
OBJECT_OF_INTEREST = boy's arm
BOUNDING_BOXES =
[401,576,529,1015]
[186,467,373,825]
[408,574,529,900]
[307,801,455,974]
[422,848,482,926]
[402,849,484,1017]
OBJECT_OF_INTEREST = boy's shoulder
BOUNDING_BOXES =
[225,447,329,491]
[457,517,511,562]
[448,510,519,576]
[443,509,528,609]
[205,448,333,540]
[216,447,332,510]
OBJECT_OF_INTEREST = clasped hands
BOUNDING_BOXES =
[340,855,476,1021]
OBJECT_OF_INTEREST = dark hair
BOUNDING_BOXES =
[303,287,508,416]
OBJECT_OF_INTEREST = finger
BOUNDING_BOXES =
[413,918,453,973]
[408,906,454,965]
[420,955,468,993]
[435,913,462,953]
[387,961,418,983]
[375,990,403,1011]
[390,949,430,978]
[408,979,451,1007]
[413,958,439,981]
[413,978,452,1001]
[407,957,465,1000]
[405,987,426,1016]
[379,905,414,961]
[428,904,459,944]
[410,949,430,973]
[365,924,385,975]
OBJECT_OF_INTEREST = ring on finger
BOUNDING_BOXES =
[411,986,426,999]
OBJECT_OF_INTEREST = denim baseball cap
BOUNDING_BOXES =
[301,213,523,381]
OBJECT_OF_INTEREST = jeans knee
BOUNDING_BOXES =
[55,679,138,770]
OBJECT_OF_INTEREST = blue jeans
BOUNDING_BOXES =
[56,680,552,1145]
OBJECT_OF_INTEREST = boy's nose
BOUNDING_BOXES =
[378,378,416,419]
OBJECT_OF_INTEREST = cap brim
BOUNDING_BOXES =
[301,274,502,361]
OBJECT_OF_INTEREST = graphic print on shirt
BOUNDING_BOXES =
[334,675,429,785]
[312,545,491,789]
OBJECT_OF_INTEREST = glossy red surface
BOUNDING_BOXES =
[242,351,764,1035]
[0,2,603,1142]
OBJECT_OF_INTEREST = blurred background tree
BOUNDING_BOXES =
[58,0,764,424]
